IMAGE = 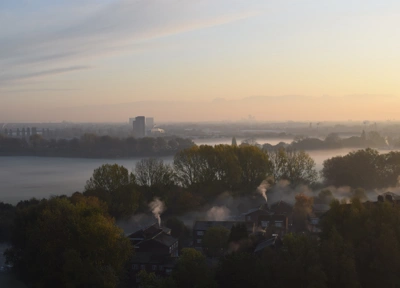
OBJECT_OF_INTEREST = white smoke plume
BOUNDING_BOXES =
[149,198,166,227]
[257,180,270,203]
[206,206,231,221]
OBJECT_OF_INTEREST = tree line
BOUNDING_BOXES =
[322,148,400,189]
[0,133,194,158]
[263,130,389,151]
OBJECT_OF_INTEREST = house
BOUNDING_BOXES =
[269,200,293,215]
[257,214,288,236]
[243,204,271,223]
[127,223,179,280]
[193,221,251,250]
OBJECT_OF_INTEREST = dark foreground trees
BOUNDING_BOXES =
[322,148,400,189]
[6,196,132,288]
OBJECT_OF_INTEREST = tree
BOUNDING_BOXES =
[316,189,334,205]
[84,164,139,219]
[228,223,248,243]
[279,234,327,288]
[236,145,272,189]
[6,196,132,287]
[320,199,400,288]
[319,228,359,288]
[267,148,318,186]
[202,226,230,257]
[85,164,135,192]
[293,193,314,232]
[216,252,269,288]
[172,248,216,288]
[134,158,175,188]
[322,148,385,189]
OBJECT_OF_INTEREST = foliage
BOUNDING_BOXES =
[320,199,400,288]
[0,202,16,243]
[174,145,272,192]
[202,226,230,257]
[266,148,318,186]
[85,164,135,192]
[0,134,194,158]
[228,223,248,243]
[6,196,132,288]
[322,148,400,189]
[172,248,217,288]
[293,193,314,232]
[84,164,140,219]
[134,158,175,188]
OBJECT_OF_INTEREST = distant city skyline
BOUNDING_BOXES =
[1,0,400,122]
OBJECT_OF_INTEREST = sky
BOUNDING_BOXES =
[1,0,400,122]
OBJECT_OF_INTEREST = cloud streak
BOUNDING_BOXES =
[0,0,260,86]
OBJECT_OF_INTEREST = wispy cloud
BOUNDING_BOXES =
[0,66,91,85]
[0,0,260,86]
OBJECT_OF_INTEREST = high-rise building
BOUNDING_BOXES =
[146,117,154,129]
[132,116,146,138]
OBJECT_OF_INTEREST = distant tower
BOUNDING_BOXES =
[146,117,154,129]
[22,128,26,137]
[8,129,12,137]
[232,137,237,147]
[32,127,37,135]
[17,128,20,137]
[132,116,146,138]
[361,130,366,141]
[27,127,31,137]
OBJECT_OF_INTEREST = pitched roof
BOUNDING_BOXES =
[254,237,277,253]
[193,221,243,231]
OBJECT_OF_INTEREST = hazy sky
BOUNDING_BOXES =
[1,0,400,122]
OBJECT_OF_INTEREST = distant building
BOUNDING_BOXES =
[150,128,165,135]
[232,136,237,146]
[146,117,154,129]
[132,116,146,138]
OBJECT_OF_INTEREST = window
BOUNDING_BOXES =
[197,239,202,244]
[132,264,138,270]
[197,231,204,236]
[261,221,269,228]
[152,265,157,271]
[169,247,172,253]
[275,222,283,228]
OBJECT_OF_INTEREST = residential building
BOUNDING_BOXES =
[243,205,271,223]
[257,214,289,236]
[127,223,179,280]
[193,221,251,250]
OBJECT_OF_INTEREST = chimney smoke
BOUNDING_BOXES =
[257,180,269,204]
[148,198,165,227]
